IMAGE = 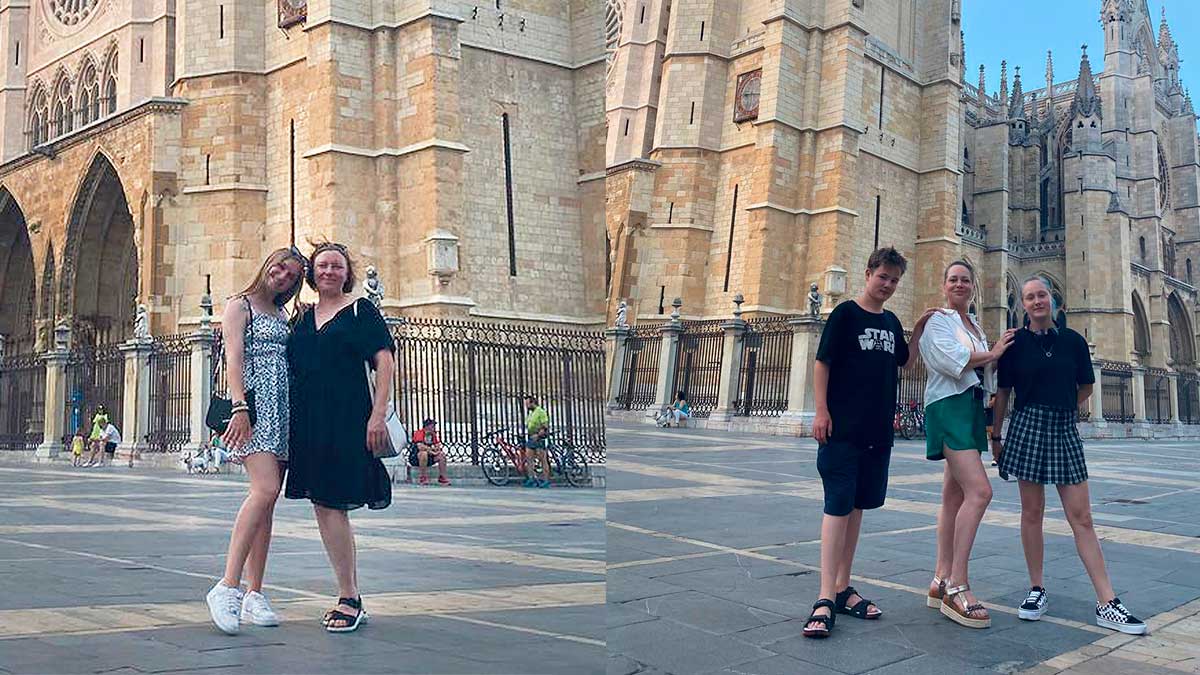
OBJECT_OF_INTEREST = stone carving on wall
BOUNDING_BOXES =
[279,0,306,29]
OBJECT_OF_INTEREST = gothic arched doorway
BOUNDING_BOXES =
[1168,292,1196,367]
[0,189,36,354]
[60,153,138,348]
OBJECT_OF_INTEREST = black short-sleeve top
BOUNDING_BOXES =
[997,326,1094,411]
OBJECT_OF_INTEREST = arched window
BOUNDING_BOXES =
[1132,292,1150,355]
[101,50,118,115]
[52,76,72,138]
[1188,258,1193,284]
[1139,236,1146,261]
[77,61,99,126]
[28,86,49,148]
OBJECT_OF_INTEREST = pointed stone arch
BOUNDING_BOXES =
[1006,273,1021,329]
[1131,290,1150,356]
[0,187,35,353]
[1167,292,1195,366]
[58,152,139,347]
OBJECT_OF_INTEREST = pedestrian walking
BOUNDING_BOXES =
[205,246,306,636]
[919,260,1015,629]
[993,276,1147,635]
[803,247,934,638]
[84,406,108,466]
[70,430,85,467]
[285,241,395,633]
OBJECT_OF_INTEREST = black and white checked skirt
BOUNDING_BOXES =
[998,403,1088,485]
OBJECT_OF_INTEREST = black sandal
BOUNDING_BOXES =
[835,585,881,619]
[802,598,836,638]
[323,596,367,633]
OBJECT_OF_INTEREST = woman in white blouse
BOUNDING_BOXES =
[919,260,1015,629]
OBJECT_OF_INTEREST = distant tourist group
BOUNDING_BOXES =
[803,247,1146,639]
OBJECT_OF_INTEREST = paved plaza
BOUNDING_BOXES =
[607,422,1200,675]
[0,458,604,674]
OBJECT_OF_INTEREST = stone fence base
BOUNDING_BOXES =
[608,409,1200,441]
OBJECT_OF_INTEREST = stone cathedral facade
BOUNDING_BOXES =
[0,0,608,354]
[605,0,1200,370]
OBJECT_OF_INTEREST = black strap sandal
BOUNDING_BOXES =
[322,596,367,630]
[835,585,881,619]
[802,598,836,638]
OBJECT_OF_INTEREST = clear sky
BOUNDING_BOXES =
[963,0,1198,103]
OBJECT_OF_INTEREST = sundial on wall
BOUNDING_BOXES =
[734,69,762,123]
[279,0,306,28]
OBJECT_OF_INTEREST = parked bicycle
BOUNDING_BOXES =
[480,428,591,487]
[894,399,925,440]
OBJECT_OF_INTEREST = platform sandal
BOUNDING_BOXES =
[926,576,946,609]
[324,596,368,633]
[940,582,990,629]
[835,585,881,619]
[802,598,836,638]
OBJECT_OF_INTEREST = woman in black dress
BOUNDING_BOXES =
[286,242,395,633]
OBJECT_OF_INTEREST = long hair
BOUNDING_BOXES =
[235,247,307,307]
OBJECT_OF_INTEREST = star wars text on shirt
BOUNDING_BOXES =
[857,328,896,354]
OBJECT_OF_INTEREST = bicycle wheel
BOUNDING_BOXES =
[561,447,591,487]
[897,413,912,440]
[480,447,511,486]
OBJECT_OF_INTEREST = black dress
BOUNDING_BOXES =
[285,298,394,510]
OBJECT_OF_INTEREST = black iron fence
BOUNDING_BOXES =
[898,330,929,411]
[392,318,606,464]
[734,317,793,416]
[62,341,124,441]
[1180,371,1200,424]
[145,335,192,453]
[1144,367,1170,424]
[672,320,725,419]
[0,352,46,450]
[1099,361,1134,423]
[616,323,663,411]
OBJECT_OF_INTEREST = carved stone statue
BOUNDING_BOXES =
[133,304,150,341]
[615,300,629,328]
[363,266,385,308]
[807,284,823,319]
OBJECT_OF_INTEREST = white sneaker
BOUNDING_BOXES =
[1018,586,1048,620]
[206,581,243,635]
[241,590,280,627]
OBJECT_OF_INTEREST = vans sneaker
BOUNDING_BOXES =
[241,590,280,627]
[1096,597,1147,635]
[1018,586,1048,620]
[206,581,243,635]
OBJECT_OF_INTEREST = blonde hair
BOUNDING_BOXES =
[235,248,307,307]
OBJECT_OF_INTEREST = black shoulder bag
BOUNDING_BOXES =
[205,297,259,434]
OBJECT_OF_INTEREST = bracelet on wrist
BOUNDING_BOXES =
[990,436,1002,441]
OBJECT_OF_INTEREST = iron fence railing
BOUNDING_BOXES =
[671,320,725,419]
[0,352,45,450]
[391,318,606,464]
[616,323,663,411]
[62,340,124,442]
[734,317,793,416]
[145,335,192,453]
[1098,361,1134,423]
[1144,367,1170,424]
[1180,371,1200,424]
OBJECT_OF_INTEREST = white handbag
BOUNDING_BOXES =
[356,300,409,459]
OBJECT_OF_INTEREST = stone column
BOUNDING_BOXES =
[605,325,632,409]
[35,348,69,460]
[649,299,684,420]
[117,339,154,461]
[1132,365,1147,424]
[183,328,217,455]
[1168,370,1181,425]
[707,312,748,424]
[1088,347,1106,428]
[779,317,823,432]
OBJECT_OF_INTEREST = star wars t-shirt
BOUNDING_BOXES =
[815,300,909,449]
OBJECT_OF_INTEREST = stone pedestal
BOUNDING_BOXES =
[117,339,154,460]
[1088,351,1106,428]
[34,349,70,460]
[778,317,823,432]
[648,321,682,420]
[708,319,748,423]
[183,329,217,455]
[604,326,631,410]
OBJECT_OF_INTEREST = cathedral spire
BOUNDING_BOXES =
[1010,66,1025,118]
[978,63,986,99]
[1046,50,1054,92]
[1159,6,1176,57]
[999,60,1008,115]
[1074,44,1099,117]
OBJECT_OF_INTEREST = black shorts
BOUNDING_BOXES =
[408,447,443,466]
[104,442,118,454]
[816,441,892,516]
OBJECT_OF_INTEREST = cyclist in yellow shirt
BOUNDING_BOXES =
[522,395,551,488]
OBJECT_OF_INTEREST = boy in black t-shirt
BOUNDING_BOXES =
[803,247,935,638]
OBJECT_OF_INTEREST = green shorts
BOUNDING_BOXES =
[924,389,987,461]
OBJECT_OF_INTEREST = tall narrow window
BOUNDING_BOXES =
[878,66,885,127]
[205,154,211,185]
[14,41,19,66]
[689,101,695,125]
[873,195,881,250]
[624,119,629,136]
[139,38,144,63]
[502,113,517,277]
[723,185,739,292]
[605,233,612,297]
[699,21,705,41]
[219,5,225,39]
[640,5,645,22]
[667,202,674,223]
[658,286,665,314]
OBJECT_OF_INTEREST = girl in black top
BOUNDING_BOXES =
[286,242,395,633]
[992,276,1145,635]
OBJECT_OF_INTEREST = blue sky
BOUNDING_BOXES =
[963,0,1198,101]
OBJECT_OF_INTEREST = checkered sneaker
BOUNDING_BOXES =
[1096,597,1146,635]
[998,404,1088,485]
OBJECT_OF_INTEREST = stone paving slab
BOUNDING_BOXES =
[0,458,604,674]
[607,423,1200,674]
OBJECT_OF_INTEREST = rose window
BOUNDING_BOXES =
[48,0,98,26]
[605,0,623,79]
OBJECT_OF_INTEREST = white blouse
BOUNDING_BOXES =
[918,309,996,407]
